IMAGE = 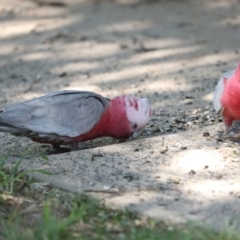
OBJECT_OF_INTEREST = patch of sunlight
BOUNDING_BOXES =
[101,20,152,32]
[87,63,192,93]
[33,15,86,33]
[22,52,53,61]
[126,44,199,65]
[187,180,234,196]
[0,15,85,39]
[56,61,100,72]
[89,66,149,83]
[0,22,37,39]
[181,52,237,68]
[203,92,214,103]
[100,142,133,153]
[0,44,17,55]
[60,43,121,59]
[89,63,181,84]
[106,191,159,206]
[0,0,31,9]
[174,149,224,172]
[202,1,234,10]
[49,42,121,63]
[215,16,240,27]
[17,92,44,101]
[147,79,190,92]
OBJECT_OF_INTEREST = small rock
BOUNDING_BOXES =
[123,173,139,181]
[203,132,210,137]
[119,43,129,49]
[177,125,183,129]
[189,170,196,175]
[172,179,180,184]
[103,186,111,190]
[36,74,41,80]
[59,72,67,77]
[160,146,168,154]
[185,95,195,99]
[180,146,187,150]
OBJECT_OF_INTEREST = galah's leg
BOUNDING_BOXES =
[69,142,79,151]
[51,144,70,153]
[223,114,235,132]
[51,144,62,151]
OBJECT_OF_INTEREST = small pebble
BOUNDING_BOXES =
[160,146,168,154]
[203,132,210,137]
[189,170,196,175]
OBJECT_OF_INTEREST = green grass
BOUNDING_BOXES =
[0,152,240,240]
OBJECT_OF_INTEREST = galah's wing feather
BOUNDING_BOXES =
[0,90,109,137]
[213,70,235,114]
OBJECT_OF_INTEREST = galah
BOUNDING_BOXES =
[0,90,153,151]
[213,63,240,139]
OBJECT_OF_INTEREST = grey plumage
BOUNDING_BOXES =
[213,69,234,114]
[0,90,109,143]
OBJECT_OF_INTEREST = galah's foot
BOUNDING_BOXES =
[69,142,79,151]
[51,144,71,153]
[225,131,240,140]
[222,128,240,143]
[216,127,240,142]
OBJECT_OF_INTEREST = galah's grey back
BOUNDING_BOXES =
[213,69,235,114]
[0,90,109,137]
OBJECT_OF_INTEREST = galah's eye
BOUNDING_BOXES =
[131,122,138,129]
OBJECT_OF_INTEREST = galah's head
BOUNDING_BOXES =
[124,96,153,137]
[109,95,153,139]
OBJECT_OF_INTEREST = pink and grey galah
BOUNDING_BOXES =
[214,62,240,139]
[0,90,153,151]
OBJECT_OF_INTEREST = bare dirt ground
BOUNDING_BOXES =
[1,0,240,231]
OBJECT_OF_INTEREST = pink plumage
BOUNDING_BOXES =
[214,62,240,139]
[220,63,240,128]
[0,91,153,151]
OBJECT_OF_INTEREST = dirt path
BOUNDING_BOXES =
[1,0,240,231]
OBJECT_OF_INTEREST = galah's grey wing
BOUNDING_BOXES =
[213,69,235,114]
[0,90,109,137]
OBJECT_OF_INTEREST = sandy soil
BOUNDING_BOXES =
[1,0,240,231]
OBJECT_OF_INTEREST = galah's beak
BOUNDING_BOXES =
[132,131,140,138]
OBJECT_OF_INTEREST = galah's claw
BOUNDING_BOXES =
[51,144,71,153]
